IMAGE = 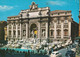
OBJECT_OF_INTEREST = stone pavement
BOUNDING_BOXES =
[0,54,49,57]
[76,55,80,57]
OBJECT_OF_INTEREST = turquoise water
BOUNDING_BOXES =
[0,48,49,57]
[1,48,33,52]
[0,48,47,54]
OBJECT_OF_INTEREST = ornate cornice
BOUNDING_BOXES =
[67,16,72,22]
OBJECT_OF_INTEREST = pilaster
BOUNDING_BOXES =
[26,22,29,38]
[46,22,48,38]
[38,21,41,38]
[54,18,57,39]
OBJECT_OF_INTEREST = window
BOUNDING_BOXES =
[9,26,11,29]
[42,29,45,37]
[24,24,26,27]
[9,31,11,35]
[18,30,20,35]
[57,30,61,36]
[50,22,54,27]
[23,30,26,36]
[57,19,60,24]
[50,30,54,36]
[13,31,16,35]
[64,29,68,36]
[14,23,16,26]
[58,13,60,15]
[65,12,67,14]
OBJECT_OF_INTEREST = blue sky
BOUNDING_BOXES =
[0,0,79,23]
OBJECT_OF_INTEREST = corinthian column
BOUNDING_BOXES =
[38,22,41,38]
[61,17,64,39]
[46,22,48,38]
[68,21,71,38]
[68,17,72,38]
[20,23,22,39]
[16,24,18,38]
[12,24,13,38]
[54,18,57,39]
[26,22,28,38]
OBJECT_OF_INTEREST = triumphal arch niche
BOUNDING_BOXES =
[28,2,50,38]
[30,23,38,38]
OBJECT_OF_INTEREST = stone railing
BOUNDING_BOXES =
[64,25,68,28]
[64,35,68,38]
[57,25,61,28]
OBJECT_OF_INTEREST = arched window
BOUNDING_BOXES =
[64,29,68,36]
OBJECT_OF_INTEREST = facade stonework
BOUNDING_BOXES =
[7,2,78,42]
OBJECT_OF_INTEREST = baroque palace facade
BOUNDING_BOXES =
[7,2,78,42]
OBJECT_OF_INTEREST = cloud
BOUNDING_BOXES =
[48,1,67,6]
[0,5,13,11]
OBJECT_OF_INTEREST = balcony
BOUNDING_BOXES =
[64,24,68,28]
[50,25,54,28]
[57,36,61,38]
[57,25,61,28]
[64,35,69,38]
[50,36,54,38]
[9,27,11,29]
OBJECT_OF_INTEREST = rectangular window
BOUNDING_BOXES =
[13,31,16,35]
[9,31,11,35]
[50,30,54,36]
[42,29,45,37]
[18,30,20,35]
[23,30,26,36]
[57,30,61,36]
[57,19,60,24]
